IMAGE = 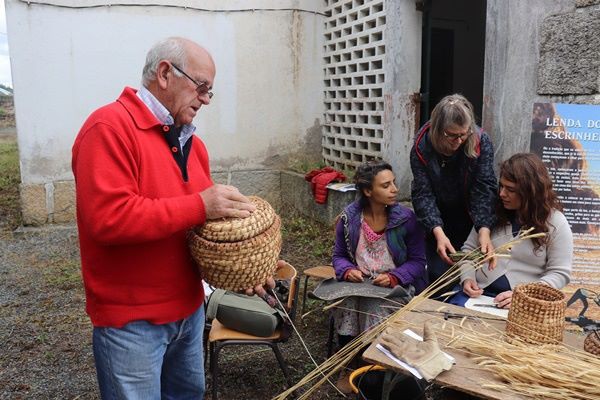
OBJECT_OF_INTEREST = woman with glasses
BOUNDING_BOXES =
[453,153,572,308]
[410,94,497,294]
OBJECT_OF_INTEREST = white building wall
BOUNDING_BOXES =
[319,0,421,200]
[6,0,325,186]
[382,0,421,199]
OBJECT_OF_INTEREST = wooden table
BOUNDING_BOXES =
[362,299,585,400]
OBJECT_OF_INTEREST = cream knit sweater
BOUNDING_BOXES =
[459,210,572,290]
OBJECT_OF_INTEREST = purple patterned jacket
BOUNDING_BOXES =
[332,201,428,294]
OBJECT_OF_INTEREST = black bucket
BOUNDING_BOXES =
[350,365,425,400]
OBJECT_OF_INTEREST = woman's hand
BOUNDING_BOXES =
[345,268,364,283]
[462,279,483,297]
[494,290,513,309]
[372,273,391,287]
[478,227,496,270]
[432,227,455,265]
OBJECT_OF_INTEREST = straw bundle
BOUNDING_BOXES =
[383,305,600,400]
[275,228,594,400]
[506,283,566,345]
[188,196,281,291]
[443,325,600,400]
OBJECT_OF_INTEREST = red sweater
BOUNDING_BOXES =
[72,87,211,327]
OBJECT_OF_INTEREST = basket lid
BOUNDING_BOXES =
[195,196,276,242]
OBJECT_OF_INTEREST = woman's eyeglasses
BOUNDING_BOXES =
[443,129,472,141]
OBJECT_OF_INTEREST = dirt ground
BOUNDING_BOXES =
[0,214,343,399]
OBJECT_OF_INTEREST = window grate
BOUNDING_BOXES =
[322,0,386,171]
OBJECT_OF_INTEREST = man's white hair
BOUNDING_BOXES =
[141,37,187,86]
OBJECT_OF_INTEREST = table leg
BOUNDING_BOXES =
[381,369,394,400]
[381,370,417,400]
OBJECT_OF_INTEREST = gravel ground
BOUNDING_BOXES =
[0,226,95,399]
[0,216,349,399]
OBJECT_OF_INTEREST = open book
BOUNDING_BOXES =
[465,295,509,319]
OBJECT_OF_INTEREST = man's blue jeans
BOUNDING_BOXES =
[92,305,205,400]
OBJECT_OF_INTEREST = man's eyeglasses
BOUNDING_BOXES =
[171,63,214,99]
[443,129,472,141]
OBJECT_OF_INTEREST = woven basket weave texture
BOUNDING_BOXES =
[188,196,281,291]
[584,330,600,357]
[197,196,276,242]
[506,283,566,345]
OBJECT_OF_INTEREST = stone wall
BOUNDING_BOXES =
[538,8,600,95]
[280,170,355,225]
[20,170,353,226]
[483,0,600,163]
[20,181,75,225]
[211,169,283,212]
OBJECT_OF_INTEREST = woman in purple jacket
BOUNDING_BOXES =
[332,160,427,346]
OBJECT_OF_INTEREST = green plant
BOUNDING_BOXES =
[0,139,22,230]
[44,260,82,291]
[287,157,327,174]
[37,332,48,345]
[281,212,334,260]
[0,84,13,94]
[44,351,56,361]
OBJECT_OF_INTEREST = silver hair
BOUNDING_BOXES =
[141,37,187,86]
[429,93,479,158]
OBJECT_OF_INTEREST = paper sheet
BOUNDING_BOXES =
[202,281,214,299]
[465,294,509,318]
[326,182,356,192]
[376,329,455,380]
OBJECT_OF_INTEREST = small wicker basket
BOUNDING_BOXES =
[584,330,600,357]
[188,196,282,291]
[506,283,566,345]
[197,196,277,243]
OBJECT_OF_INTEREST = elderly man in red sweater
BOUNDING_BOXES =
[72,37,269,399]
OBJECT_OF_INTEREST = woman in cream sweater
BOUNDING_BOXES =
[453,153,572,309]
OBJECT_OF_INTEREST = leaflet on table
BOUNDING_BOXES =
[465,295,509,318]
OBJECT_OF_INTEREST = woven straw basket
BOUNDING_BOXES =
[188,196,282,291]
[506,283,566,345]
[584,330,600,357]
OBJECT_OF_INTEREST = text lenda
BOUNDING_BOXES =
[546,118,600,129]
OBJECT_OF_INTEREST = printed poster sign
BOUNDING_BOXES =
[530,103,600,329]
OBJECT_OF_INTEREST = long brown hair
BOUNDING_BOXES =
[496,153,562,250]
[429,94,479,157]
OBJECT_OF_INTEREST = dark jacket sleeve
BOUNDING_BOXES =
[469,132,497,230]
[387,211,427,290]
[332,217,357,280]
[410,146,443,233]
